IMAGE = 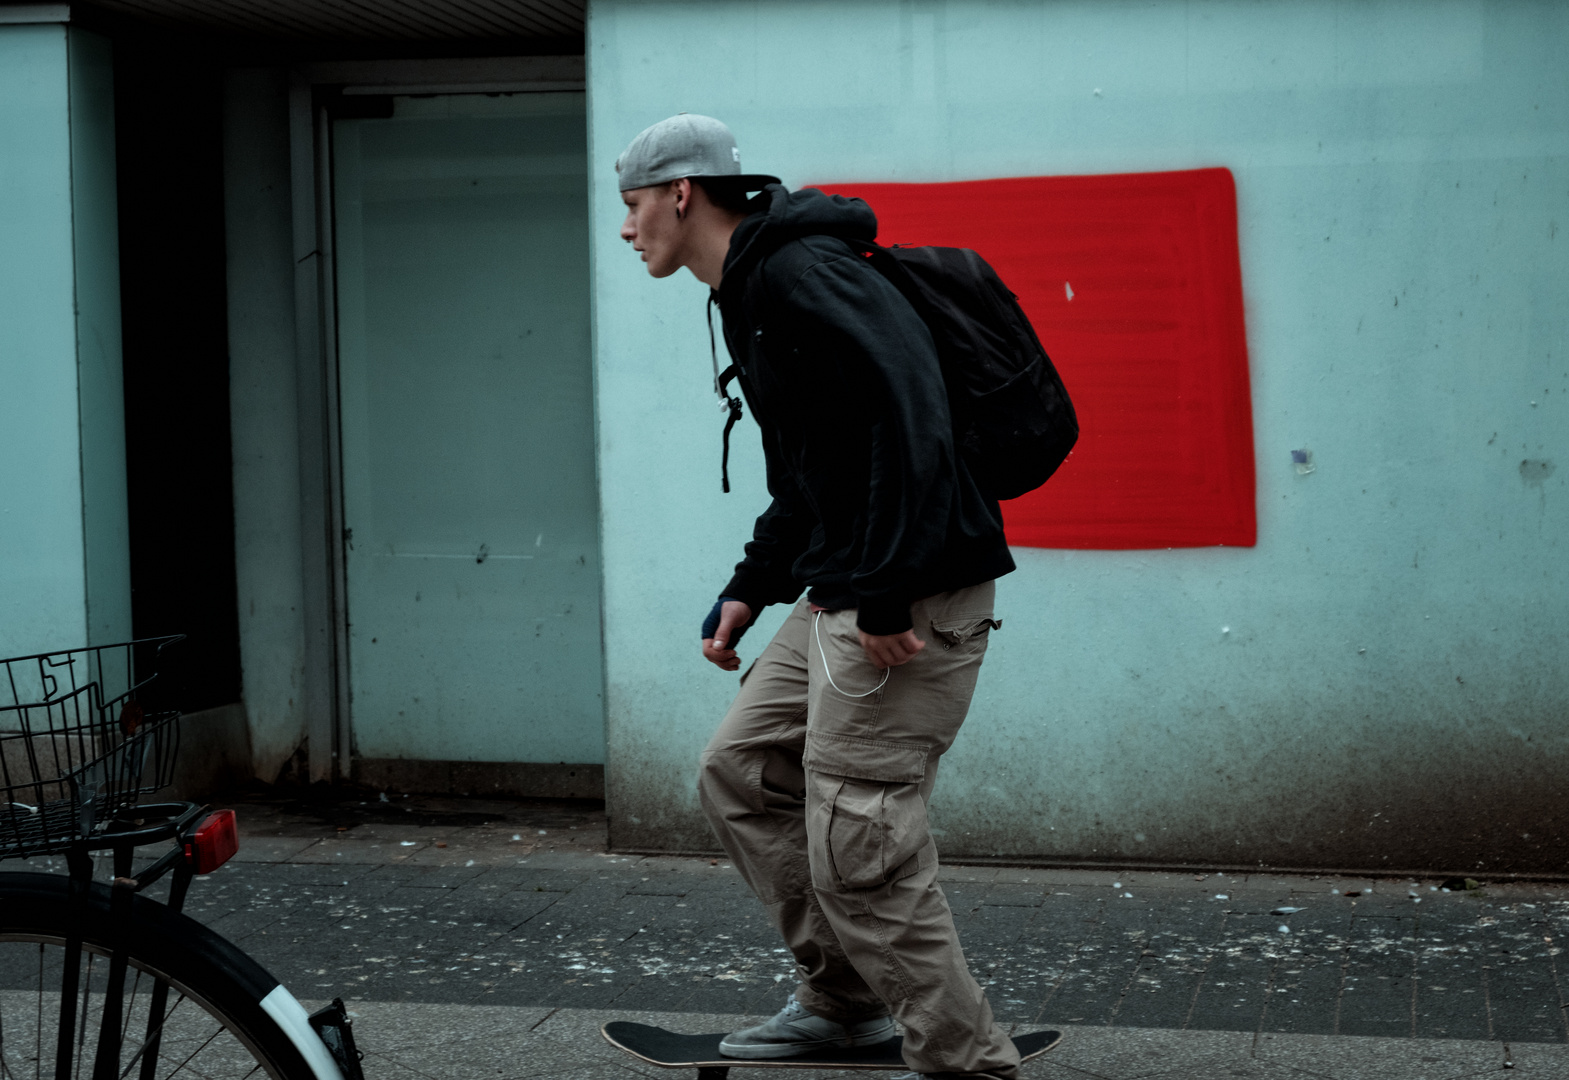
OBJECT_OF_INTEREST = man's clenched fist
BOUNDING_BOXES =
[703,599,754,671]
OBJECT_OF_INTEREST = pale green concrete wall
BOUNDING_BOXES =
[0,24,130,659]
[222,68,309,780]
[588,0,1569,871]
[68,29,131,650]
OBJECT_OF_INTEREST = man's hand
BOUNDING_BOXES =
[703,599,754,671]
[858,628,925,670]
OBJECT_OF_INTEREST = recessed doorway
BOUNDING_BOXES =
[331,91,603,791]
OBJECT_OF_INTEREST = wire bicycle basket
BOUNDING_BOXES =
[0,636,183,859]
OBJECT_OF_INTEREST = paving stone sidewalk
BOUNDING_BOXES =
[16,792,1569,1078]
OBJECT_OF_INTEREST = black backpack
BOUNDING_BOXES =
[850,240,1078,501]
[715,238,1078,501]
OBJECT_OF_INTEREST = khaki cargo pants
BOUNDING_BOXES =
[698,581,1019,1079]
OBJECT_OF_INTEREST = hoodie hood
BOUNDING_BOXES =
[719,185,878,301]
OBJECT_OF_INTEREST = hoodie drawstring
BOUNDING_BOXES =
[708,293,744,493]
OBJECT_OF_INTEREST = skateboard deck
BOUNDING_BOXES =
[602,1021,1061,1078]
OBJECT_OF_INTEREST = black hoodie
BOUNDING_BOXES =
[714,186,1015,635]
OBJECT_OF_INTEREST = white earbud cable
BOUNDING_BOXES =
[814,610,890,698]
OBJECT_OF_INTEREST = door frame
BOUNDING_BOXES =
[285,55,587,782]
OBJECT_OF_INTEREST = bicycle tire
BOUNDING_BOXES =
[0,872,332,1080]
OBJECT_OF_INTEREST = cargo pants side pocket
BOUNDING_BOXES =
[804,732,934,893]
[929,615,1000,651]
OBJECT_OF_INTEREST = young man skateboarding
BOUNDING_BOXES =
[617,114,1020,1080]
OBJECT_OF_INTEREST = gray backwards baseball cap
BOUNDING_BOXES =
[615,113,780,193]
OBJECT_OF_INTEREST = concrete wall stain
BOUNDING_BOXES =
[1520,459,1555,486]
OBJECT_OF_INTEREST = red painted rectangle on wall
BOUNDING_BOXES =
[813,168,1256,549]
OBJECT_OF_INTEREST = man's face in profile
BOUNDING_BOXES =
[620,182,685,279]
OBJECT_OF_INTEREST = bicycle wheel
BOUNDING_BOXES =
[0,872,328,1080]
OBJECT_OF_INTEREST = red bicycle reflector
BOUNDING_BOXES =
[185,809,239,874]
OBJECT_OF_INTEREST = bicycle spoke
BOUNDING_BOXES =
[154,1029,222,1080]
[114,995,186,1080]
[0,950,8,1080]
[120,971,142,1045]
[36,944,44,1080]
[75,952,96,1080]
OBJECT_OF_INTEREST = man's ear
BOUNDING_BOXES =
[673,177,691,220]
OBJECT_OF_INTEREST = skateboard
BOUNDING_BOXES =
[601,1021,1062,1079]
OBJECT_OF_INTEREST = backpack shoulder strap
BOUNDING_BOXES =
[707,293,745,494]
[838,237,938,326]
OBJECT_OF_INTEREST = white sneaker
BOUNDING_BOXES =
[718,993,896,1059]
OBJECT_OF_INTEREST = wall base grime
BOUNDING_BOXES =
[607,846,1569,884]
[354,758,604,800]
[163,702,252,800]
[606,734,1569,877]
